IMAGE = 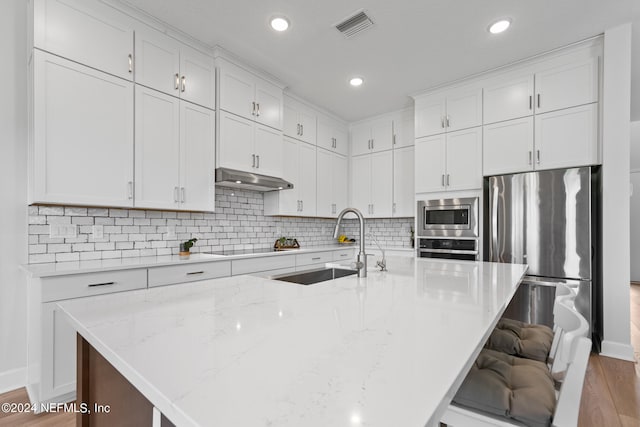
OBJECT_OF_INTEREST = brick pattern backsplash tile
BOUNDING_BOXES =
[27,188,415,263]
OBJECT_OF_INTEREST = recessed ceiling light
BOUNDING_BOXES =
[270,16,290,32]
[235,180,242,184]
[488,19,511,34]
[350,77,364,87]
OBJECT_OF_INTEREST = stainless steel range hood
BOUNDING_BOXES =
[215,168,294,192]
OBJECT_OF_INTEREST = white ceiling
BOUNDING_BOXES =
[118,0,638,123]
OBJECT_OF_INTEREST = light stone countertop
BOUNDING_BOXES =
[20,245,360,278]
[57,256,527,427]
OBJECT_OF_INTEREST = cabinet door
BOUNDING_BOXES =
[370,118,393,153]
[180,102,215,211]
[445,87,483,132]
[134,26,180,97]
[483,73,534,124]
[41,302,76,401]
[333,154,349,215]
[255,79,283,130]
[218,61,255,120]
[483,117,534,176]
[350,155,371,215]
[254,124,283,177]
[218,111,254,172]
[370,151,393,217]
[393,109,414,148]
[283,103,300,139]
[298,108,317,145]
[316,148,334,217]
[535,56,599,114]
[393,146,415,217]
[414,94,446,138]
[134,86,180,210]
[34,0,134,80]
[180,44,216,110]
[278,137,300,215]
[298,142,317,215]
[32,51,134,207]
[446,127,482,191]
[414,135,446,193]
[333,125,349,156]
[351,123,372,156]
[534,104,599,170]
[316,117,334,152]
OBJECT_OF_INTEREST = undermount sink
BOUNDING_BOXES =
[271,267,358,285]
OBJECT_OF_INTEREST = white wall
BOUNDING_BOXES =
[0,0,28,392]
[631,121,640,281]
[601,24,635,360]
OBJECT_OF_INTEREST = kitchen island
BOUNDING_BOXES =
[57,257,527,427]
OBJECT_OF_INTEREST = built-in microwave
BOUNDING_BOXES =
[417,197,479,238]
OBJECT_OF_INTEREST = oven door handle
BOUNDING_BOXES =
[419,248,478,255]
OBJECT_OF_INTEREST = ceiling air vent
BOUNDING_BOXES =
[335,10,374,38]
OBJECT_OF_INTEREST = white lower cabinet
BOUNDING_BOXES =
[264,138,316,216]
[218,110,283,177]
[148,262,231,287]
[135,86,215,211]
[483,103,599,175]
[31,50,134,207]
[393,146,415,217]
[351,151,393,217]
[28,269,147,406]
[415,127,482,193]
[316,148,348,217]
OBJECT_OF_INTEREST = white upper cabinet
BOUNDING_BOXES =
[392,109,415,148]
[264,138,316,216]
[135,86,215,211]
[218,110,283,177]
[414,86,482,138]
[33,0,134,80]
[317,115,348,156]
[316,149,348,217]
[135,26,215,109]
[483,73,535,124]
[483,117,534,176]
[218,58,283,130]
[350,151,393,218]
[393,146,415,217]
[415,127,482,193]
[31,51,134,207]
[351,117,393,156]
[283,96,317,145]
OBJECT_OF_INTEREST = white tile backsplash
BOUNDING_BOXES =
[27,187,414,263]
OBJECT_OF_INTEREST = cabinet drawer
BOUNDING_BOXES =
[41,269,147,302]
[296,251,333,267]
[148,261,231,287]
[232,255,295,275]
[333,249,355,262]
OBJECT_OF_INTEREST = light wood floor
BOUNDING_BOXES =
[2,286,640,426]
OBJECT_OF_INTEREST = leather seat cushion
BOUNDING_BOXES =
[485,318,554,362]
[453,348,556,427]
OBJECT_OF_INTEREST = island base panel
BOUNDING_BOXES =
[77,334,175,426]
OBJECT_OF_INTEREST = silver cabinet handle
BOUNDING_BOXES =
[393,134,396,145]
[537,94,541,108]
[393,202,397,214]
[446,115,450,128]
[174,73,180,90]
[256,103,260,117]
[88,281,115,288]
[371,138,374,149]
[528,150,532,165]
[256,155,260,168]
[186,271,204,275]
[312,257,321,261]
[252,102,256,116]
[441,174,445,187]
[128,54,133,73]
[529,95,532,110]
[181,187,185,203]
[297,123,300,135]
[174,186,179,202]
[447,174,450,186]
[536,150,540,164]
[441,117,445,128]
[252,154,256,168]
[181,76,186,92]
[128,181,133,199]
[300,124,304,135]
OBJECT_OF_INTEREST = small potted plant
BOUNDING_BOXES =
[179,238,198,259]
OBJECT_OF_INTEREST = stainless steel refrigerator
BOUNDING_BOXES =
[486,166,601,350]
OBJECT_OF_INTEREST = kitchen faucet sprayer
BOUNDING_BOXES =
[334,208,367,278]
